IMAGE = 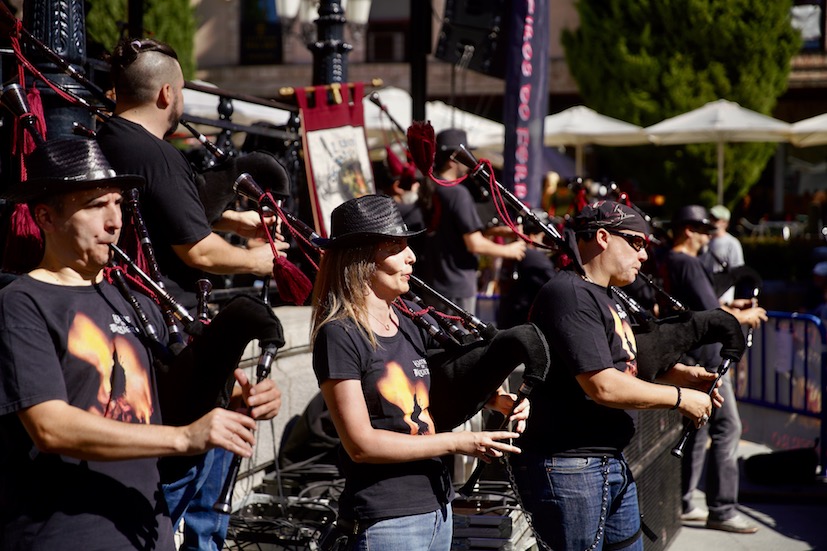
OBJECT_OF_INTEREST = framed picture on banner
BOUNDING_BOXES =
[296,83,375,237]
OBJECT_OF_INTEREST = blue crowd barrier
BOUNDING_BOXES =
[737,311,826,474]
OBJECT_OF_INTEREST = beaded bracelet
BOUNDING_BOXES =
[670,385,682,410]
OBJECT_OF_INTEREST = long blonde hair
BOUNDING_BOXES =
[310,241,382,349]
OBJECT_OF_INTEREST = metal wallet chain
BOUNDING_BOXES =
[502,454,611,551]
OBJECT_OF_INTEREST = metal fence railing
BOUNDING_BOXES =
[736,311,826,474]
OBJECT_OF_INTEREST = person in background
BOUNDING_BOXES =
[665,205,766,534]
[311,194,529,551]
[422,128,526,316]
[700,205,745,306]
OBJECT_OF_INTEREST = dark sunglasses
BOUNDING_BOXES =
[605,229,648,252]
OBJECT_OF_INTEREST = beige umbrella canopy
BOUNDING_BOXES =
[363,86,505,150]
[646,99,791,204]
[543,105,649,176]
[789,113,827,148]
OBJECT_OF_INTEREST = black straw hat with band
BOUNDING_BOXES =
[313,194,425,249]
[1,138,144,202]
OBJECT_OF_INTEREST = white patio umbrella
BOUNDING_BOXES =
[363,87,506,150]
[543,105,649,176]
[789,113,827,148]
[645,99,791,204]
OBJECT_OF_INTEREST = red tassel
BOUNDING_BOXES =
[273,256,313,305]
[406,121,436,179]
[3,86,46,273]
[2,204,43,273]
[385,145,405,177]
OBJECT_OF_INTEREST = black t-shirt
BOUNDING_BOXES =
[664,250,722,367]
[312,314,452,521]
[428,183,483,298]
[97,116,213,301]
[497,248,556,329]
[0,276,174,550]
[522,269,639,455]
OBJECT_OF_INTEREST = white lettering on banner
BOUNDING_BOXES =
[514,3,536,198]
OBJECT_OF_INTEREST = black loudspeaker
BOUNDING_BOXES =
[435,0,509,79]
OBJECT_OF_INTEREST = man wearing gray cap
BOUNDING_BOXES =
[666,205,766,534]
[701,205,745,305]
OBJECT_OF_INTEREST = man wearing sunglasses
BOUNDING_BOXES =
[665,205,766,535]
[512,200,720,551]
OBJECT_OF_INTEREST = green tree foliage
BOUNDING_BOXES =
[85,0,196,79]
[562,0,801,210]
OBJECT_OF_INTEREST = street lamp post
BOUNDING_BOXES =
[23,0,95,139]
[308,0,351,85]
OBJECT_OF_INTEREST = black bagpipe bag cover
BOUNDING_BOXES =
[156,294,285,428]
[427,323,551,431]
[634,308,746,382]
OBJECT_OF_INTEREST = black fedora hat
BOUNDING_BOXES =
[313,194,424,249]
[1,138,144,202]
[671,205,716,233]
[436,128,475,152]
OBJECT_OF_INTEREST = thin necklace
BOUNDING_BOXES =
[368,310,393,331]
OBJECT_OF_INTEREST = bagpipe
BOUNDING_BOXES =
[403,122,749,457]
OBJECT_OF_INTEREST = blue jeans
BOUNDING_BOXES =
[681,375,742,521]
[351,504,453,551]
[163,448,234,551]
[512,453,643,551]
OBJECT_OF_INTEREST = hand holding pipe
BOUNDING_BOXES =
[457,324,551,496]
[213,342,279,514]
[233,172,322,243]
[451,145,564,245]
[671,358,732,458]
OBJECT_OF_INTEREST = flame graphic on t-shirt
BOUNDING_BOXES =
[376,361,434,435]
[67,313,154,423]
[609,307,639,376]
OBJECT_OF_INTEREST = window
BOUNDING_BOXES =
[240,0,283,65]
[792,1,825,52]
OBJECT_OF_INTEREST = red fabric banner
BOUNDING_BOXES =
[296,83,375,238]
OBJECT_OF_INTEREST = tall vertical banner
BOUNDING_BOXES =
[502,0,549,208]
